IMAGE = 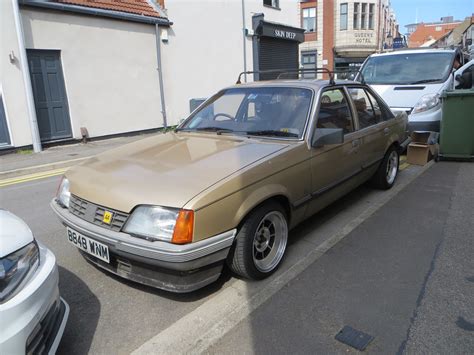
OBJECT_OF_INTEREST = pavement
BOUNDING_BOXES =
[0,132,160,179]
[0,135,472,354]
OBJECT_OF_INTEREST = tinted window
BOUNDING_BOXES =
[316,89,354,134]
[348,87,378,129]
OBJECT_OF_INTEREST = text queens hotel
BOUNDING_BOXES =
[299,0,399,76]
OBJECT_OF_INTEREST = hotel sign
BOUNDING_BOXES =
[354,32,375,44]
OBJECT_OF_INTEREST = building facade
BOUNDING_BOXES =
[1,0,302,150]
[298,0,399,78]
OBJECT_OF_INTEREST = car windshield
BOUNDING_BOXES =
[360,52,453,85]
[180,87,313,139]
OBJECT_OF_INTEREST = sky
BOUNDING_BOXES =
[391,0,474,33]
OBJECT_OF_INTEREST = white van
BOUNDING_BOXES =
[358,49,473,132]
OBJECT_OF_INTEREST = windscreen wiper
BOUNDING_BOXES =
[194,127,237,135]
[247,130,299,138]
[408,79,442,84]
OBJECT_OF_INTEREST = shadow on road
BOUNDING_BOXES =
[57,266,101,355]
[86,259,234,302]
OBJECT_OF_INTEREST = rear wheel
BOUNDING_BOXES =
[227,202,288,280]
[371,145,399,189]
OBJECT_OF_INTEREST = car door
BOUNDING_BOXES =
[305,87,366,217]
[347,86,389,170]
[454,59,474,89]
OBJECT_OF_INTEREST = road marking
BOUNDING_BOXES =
[0,168,67,187]
[0,156,89,180]
[132,161,435,355]
[400,162,410,170]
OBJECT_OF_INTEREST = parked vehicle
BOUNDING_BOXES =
[359,48,473,132]
[51,73,409,293]
[0,210,69,354]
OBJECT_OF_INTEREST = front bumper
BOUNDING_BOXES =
[51,199,236,293]
[407,120,440,133]
[407,106,442,133]
[0,243,69,354]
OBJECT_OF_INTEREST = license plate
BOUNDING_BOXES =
[66,227,110,263]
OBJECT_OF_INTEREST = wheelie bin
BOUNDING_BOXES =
[438,89,474,161]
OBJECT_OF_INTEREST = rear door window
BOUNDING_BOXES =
[364,90,383,122]
[316,88,354,134]
[348,87,379,129]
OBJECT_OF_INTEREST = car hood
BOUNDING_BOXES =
[0,210,34,258]
[370,83,445,108]
[67,133,288,212]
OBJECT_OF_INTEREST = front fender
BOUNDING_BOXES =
[234,184,291,226]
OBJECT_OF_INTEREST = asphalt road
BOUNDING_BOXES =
[208,162,474,354]
[1,161,472,354]
[0,176,223,354]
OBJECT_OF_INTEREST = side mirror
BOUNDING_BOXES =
[311,128,344,148]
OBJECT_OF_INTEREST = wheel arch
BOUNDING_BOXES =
[235,191,292,232]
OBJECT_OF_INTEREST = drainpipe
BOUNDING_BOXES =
[241,0,247,82]
[12,0,42,152]
[155,24,168,128]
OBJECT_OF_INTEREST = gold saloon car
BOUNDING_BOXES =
[51,74,409,293]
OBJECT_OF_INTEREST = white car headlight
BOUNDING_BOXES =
[412,93,440,114]
[56,177,71,208]
[0,241,40,303]
[123,206,180,242]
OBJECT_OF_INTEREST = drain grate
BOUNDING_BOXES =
[335,325,374,351]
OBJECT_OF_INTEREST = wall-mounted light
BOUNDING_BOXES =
[161,28,168,43]
[9,51,16,63]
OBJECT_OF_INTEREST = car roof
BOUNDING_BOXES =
[225,79,364,91]
[369,48,456,57]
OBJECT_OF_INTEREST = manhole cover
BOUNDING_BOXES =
[335,325,374,351]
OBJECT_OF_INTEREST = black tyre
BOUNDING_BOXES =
[371,145,399,190]
[227,202,288,280]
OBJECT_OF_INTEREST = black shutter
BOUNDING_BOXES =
[258,37,299,80]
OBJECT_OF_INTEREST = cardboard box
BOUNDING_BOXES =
[407,132,439,166]
[407,143,433,165]
[411,132,439,145]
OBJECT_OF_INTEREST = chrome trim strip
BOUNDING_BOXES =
[51,199,236,263]
[48,298,69,355]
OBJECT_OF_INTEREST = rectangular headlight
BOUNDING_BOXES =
[123,206,180,242]
[56,176,71,208]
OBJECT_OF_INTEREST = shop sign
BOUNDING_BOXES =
[259,22,305,42]
[274,29,297,40]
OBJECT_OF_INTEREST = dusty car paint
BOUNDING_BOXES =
[55,79,408,291]
[67,133,289,214]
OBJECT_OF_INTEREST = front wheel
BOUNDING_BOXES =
[371,146,399,190]
[227,202,288,280]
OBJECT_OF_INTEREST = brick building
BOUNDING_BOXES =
[299,0,399,78]
[406,16,461,47]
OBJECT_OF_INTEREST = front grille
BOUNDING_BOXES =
[69,195,129,232]
[94,206,129,231]
[26,300,64,355]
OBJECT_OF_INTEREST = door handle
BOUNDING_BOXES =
[383,127,390,135]
[352,139,360,148]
